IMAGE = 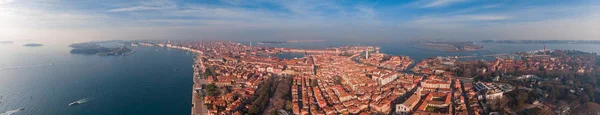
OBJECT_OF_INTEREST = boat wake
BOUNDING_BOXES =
[0,108,24,115]
[69,97,93,106]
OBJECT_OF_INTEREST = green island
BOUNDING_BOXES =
[69,41,134,56]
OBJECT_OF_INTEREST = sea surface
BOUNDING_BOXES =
[0,41,193,115]
[2,40,600,115]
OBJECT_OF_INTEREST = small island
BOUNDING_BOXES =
[23,43,43,47]
[257,40,325,44]
[257,41,288,44]
[70,41,134,56]
[0,41,14,44]
[412,40,483,52]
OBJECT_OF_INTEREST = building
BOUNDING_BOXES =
[474,82,513,100]
[395,94,421,115]
[378,73,399,86]
[421,80,451,89]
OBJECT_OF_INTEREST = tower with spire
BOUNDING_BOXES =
[543,44,547,55]
[366,50,369,59]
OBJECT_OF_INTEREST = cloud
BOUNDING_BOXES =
[356,6,375,18]
[470,13,600,40]
[107,0,176,12]
[2,0,599,42]
[421,0,466,8]
[448,4,503,15]
[463,15,509,21]
[413,14,510,25]
[0,0,15,4]
[173,5,258,19]
[220,0,254,6]
[406,3,598,30]
[0,4,112,29]
[400,4,600,40]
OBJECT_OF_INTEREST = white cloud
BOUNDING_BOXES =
[413,14,510,25]
[0,0,15,4]
[174,5,257,19]
[472,13,600,40]
[400,6,600,40]
[463,15,509,21]
[421,0,466,8]
[448,4,503,15]
[1,5,101,28]
[219,0,252,6]
[356,6,375,18]
[107,0,176,12]
[2,0,599,42]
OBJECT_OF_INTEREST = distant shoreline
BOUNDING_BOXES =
[23,43,43,47]
[410,41,482,52]
[0,41,14,44]
[482,40,600,44]
[257,40,326,44]
[69,41,134,56]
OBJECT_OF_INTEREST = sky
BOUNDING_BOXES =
[0,0,599,43]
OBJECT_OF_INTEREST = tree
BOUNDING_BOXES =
[205,83,221,97]
[462,69,472,77]
[248,104,261,114]
[310,79,318,87]
[244,76,278,115]
[204,68,213,77]
[580,95,591,104]
[489,97,509,111]
[571,102,600,115]
[332,75,342,85]
[224,86,232,94]
[205,103,214,110]
[284,100,293,111]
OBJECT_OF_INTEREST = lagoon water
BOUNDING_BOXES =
[2,40,600,115]
[0,42,193,115]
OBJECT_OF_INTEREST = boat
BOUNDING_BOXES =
[68,101,81,106]
[174,68,179,71]
[18,108,24,111]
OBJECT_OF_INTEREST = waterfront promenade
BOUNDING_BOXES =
[192,54,208,115]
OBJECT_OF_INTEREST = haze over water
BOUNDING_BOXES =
[252,41,600,61]
[2,40,600,114]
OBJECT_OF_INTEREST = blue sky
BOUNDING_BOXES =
[0,0,598,43]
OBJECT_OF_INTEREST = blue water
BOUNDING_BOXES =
[0,42,193,115]
[2,40,600,115]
